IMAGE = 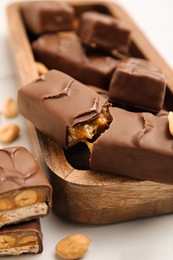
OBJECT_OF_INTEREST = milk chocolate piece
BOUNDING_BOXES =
[78,11,131,55]
[18,70,112,148]
[0,146,52,227]
[21,1,75,34]
[0,219,43,256]
[90,107,173,184]
[109,58,166,112]
[32,33,118,88]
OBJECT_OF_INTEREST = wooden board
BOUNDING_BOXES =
[7,0,173,224]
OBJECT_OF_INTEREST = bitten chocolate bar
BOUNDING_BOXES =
[0,219,43,256]
[0,146,52,227]
[109,58,166,112]
[18,70,112,148]
[32,33,118,88]
[90,107,173,184]
[78,11,131,55]
[21,1,75,34]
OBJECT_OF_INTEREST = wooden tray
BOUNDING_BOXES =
[7,0,173,224]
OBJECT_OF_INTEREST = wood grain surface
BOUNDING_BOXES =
[7,0,173,224]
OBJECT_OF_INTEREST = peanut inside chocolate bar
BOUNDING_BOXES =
[68,106,112,146]
[0,146,52,228]
[0,219,43,256]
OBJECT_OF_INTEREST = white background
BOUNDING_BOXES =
[0,0,173,259]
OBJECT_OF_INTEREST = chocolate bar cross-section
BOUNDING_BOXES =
[0,146,52,227]
[18,70,112,148]
[0,219,43,255]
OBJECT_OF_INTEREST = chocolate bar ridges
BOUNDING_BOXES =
[0,146,52,227]
[90,107,173,184]
[78,11,131,55]
[109,58,166,112]
[0,219,43,255]
[18,70,112,148]
[32,33,118,88]
[21,1,75,34]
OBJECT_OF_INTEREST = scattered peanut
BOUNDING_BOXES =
[15,190,37,207]
[3,98,18,118]
[55,233,91,260]
[35,61,48,75]
[168,111,173,136]
[0,235,16,249]
[0,124,19,143]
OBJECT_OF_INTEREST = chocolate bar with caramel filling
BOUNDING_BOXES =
[90,107,173,184]
[78,11,131,55]
[32,33,118,89]
[109,58,166,112]
[0,146,52,227]
[0,219,43,256]
[21,1,75,34]
[18,70,112,148]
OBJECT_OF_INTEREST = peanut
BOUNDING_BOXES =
[0,198,14,211]
[0,124,19,143]
[18,235,38,246]
[55,234,91,259]
[15,190,37,207]
[0,235,16,249]
[3,98,18,118]
[35,62,48,75]
[168,111,173,136]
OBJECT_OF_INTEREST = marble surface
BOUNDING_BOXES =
[0,0,173,259]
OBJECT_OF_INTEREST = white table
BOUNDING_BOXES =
[0,1,173,259]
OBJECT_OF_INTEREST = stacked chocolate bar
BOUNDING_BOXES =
[0,146,52,255]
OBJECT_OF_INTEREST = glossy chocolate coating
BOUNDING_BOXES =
[32,33,118,88]
[18,70,110,148]
[109,58,166,112]
[21,1,75,34]
[0,219,43,255]
[90,107,173,184]
[78,11,131,55]
[0,146,52,200]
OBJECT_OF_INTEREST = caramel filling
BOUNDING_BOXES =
[0,188,48,212]
[0,233,38,250]
[68,106,112,146]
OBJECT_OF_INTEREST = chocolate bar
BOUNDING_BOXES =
[18,70,112,148]
[21,1,75,34]
[90,107,173,184]
[108,58,166,112]
[87,85,108,99]
[0,146,52,227]
[32,33,118,88]
[0,219,43,255]
[78,11,131,55]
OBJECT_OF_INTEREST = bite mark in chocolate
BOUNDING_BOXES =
[18,70,112,148]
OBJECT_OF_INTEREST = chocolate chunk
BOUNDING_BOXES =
[0,219,43,256]
[90,107,173,184]
[18,70,112,148]
[109,58,166,112]
[0,146,52,227]
[21,2,75,34]
[78,11,131,55]
[32,33,118,88]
